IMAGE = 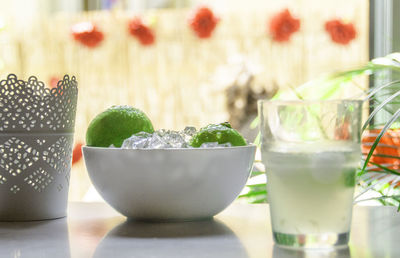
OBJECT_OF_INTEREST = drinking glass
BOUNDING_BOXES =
[258,99,363,249]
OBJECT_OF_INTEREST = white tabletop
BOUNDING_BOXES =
[0,202,399,258]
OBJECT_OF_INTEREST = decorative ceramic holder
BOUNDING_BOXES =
[0,74,78,221]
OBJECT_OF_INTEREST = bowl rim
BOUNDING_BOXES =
[82,144,256,151]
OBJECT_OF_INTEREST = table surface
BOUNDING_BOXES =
[0,202,399,258]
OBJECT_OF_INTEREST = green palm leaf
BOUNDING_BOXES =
[360,109,400,175]
[362,90,400,131]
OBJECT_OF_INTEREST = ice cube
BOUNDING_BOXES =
[147,133,170,148]
[200,142,219,148]
[218,142,232,147]
[121,132,152,149]
[162,131,187,148]
[156,129,168,136]
[182,126,197,143]
[199,142,232,148]
[183,126,197,136]
[120,127,232,149]
[135,131,153,138]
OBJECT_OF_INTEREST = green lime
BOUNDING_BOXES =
[343,169,356,187]
[86,105,154,147]
[189,122,246,147]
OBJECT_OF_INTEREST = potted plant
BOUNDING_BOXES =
[241,53,400,208]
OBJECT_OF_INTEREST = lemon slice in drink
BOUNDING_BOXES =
[86,105,154,147]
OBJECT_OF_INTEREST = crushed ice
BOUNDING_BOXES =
[120,126,232,149]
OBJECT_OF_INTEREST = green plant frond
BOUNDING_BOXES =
[364,80,400,101]
[370,101,400,107]
[368,90,400,101]
[373,187,400,209]
[355,178,400,206]
[250,116,259,129]
[246,183,267,188]
[362,90,400,131]
[360,109,400,175]
[365,165,396,172]
[366,161,400,176]
[387,52,400,63]
[371,153,400,160]
[369,95,400,116]
[253,132,261,146]
[370,56,400,72]
[250,170,265,178]
[242,53,400,205]
[321,80,350,100]
[355,173,389,200]
[272,70,366,100]
[367,102,398,118]
[238,189,267,198]
[391,122,400,129]
[250,198,267,204]
[365,121,400,129]
[329,66,372,79]
[355,195,400,204]
[288,85,305,100]
[270,53,400,102]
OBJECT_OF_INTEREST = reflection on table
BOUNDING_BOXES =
[0,218,70,258]
[94,219,248,258]
[0,203,399,257]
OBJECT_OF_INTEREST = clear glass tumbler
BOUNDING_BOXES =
[258,99,363,249]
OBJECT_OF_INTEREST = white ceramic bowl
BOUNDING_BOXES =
[83,146,256,221]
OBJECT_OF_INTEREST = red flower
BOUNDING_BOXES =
[325,19,356,45]
[49,76,60,89]
[128,18,155,46]
[71,22,104,48]
[72,142,83,165]
[269,9,300,42]
[189,6,219,39]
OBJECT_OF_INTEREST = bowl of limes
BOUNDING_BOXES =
[83,106,256,221]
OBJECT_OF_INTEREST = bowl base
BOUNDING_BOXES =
[127,216,214,223]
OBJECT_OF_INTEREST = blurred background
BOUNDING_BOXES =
[0,0,397,201]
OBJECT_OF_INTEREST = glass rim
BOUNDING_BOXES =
[258,98,364,106]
